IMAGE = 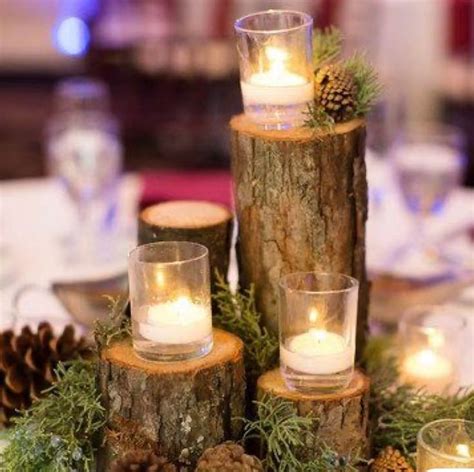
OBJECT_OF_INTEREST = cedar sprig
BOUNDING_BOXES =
[303,103,335,132]
[94,295,131,351]
[0,360,105,472]
[241,395,359,472]
[313,27,343,68]
[213,274,279,384]
[365,336,474,460]
[345,52,382,116]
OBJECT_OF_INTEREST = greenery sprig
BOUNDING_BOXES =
[313,26,343,67]
[0,360,105,472]
[345,53,383,116]
[94,295,131,351]
[365,336,474,462]
[241,395,360,472]
[306,27,381,129]
[213,274,279,385]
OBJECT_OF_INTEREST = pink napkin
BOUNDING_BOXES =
[140,169,233,209]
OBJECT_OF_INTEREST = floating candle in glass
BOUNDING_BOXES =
[129,241,213,362]
[279,272,358,393]
[399,305,465,394]
[417,419,474,471]
[235,10,314,130]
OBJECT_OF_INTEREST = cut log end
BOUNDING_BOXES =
[257,367,370,402]
[140,200,232,230]
[230,114,365,141]
[101,328,243,375]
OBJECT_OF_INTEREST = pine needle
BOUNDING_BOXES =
[213,274,279,385]
[241,396,360,471]
[345,53,382,116]
[313,27,343,68]
[0,360,105,472]
[365,336,474,461]
[94,295,131,351]
[303,103,335,131]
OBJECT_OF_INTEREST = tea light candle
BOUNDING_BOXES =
[139,296,212,345]
[281,327,353,375]
[240,46,313,106]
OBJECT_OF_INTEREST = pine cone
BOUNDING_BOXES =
[196,442,263,472]
[371,447,414,472]
[0,322,89,425]
[315,64,357,122]
[111,451,176,472]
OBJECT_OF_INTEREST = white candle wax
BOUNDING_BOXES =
[240,45,313,106]
[139,297,212,344]
[281,329,353,375]
[401,349,454,393]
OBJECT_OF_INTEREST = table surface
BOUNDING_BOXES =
[0,167,473,386]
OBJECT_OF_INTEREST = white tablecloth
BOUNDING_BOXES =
[0,170,473,386]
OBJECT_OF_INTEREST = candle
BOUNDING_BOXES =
[240,46,313,107]
[139,296,212,345]
[400,327,455,393]
[281,328,353,375]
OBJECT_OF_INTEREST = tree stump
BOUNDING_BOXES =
[97,329,245,471]
[257,368,370,461]
[230,115,369,357]
[138,200,233,288]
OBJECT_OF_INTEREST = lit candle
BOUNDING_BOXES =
[280,308,352,375]
[139,296,212,344]
[240,46,313,107]
[400,329,454,393]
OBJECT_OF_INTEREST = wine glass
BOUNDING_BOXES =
[392,123,465,272]
[46,78,123,265]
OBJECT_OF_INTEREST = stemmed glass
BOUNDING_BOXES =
[391,123,465,272]
[46,77,123,265]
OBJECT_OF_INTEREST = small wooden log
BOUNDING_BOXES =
[230,114,369,357]
[138,200,233,287]
[97,329,245,471]
[257,368,370,461]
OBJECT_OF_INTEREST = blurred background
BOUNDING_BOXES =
[0,0,473,381]
[0,0,472,178]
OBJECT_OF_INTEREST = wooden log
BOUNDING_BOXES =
[138,200,233,287]
[230,114,369,357]
[97,329,245,471]
[257,368,370,461]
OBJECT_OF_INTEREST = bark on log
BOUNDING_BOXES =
[257,368,370,461]
[230,115,369,357]
[97,329,245,471]
[138,200,233,287]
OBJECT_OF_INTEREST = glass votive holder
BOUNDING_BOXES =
[234,10,314,130]
[417,419,474,471]
[398,305,465,394]
[128,241,213,362]
[279,272,359,393]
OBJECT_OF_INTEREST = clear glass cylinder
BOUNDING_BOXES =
[417,419,474,471]
[279,272,359,393]
[398,305,465,394]
[129,241,213,362]
[235,10,314,130]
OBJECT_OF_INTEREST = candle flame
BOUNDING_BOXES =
[265,46,288,76]
[309,308,319,324]
[155,269,166,288]
[456,444,471,458]
[426,327,445,349]
[175,296,192,316]
[416,349,438,368]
